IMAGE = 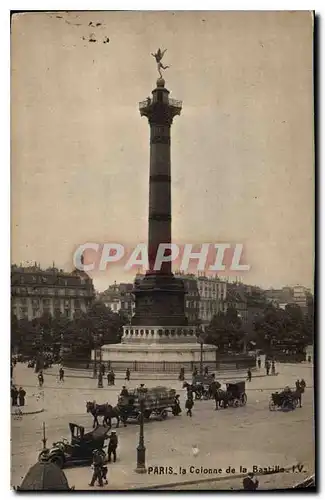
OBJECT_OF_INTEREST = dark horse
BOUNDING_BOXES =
[214,388,229,409]
[206,381,228,409]
[183,382,197,399]
[294,379,306,408]
[86,401,126,429]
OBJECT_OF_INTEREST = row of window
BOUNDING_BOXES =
[14,298,82,308]
[15,275,87,286]
[13,287,91,297]
[17,309,73,320]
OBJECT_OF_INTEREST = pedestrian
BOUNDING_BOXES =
[266,361,270,376]
[173,394,182,415]
[89,449,104,487]
[178,367,185,381]
[243,472,259,490]
[271,360,276,376]
[59,367,64,382]
[101,464,108,485]
[100,364,105,376]
[308,355,311,363]
[109,369,115,386]
[125,368,130,381]
[204,366,209,376]
[98,372,103,388]
[257,358,261,370]
[193,366,198,378]
[107,372,111,386]
[107,430,118,463]
[185,396,194,417]
[18,387,26,407]
[247,369,252,382]
[38,371,44,388]
[120,386,129,397]
[11,385,18,406]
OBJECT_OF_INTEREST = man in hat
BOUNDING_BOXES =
[18,387,26,407]
[185,395,194,417]
[107,431,118,463]
[89,449,104,487]
[120,386,129,397]
[243,472,259,490]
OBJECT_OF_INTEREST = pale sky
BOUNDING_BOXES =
[11,11,314,292]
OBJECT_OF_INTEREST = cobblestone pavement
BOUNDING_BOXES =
[11,362,314,490]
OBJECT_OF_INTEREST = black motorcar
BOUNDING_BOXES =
[38,423,109,469]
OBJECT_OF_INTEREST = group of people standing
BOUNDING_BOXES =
[179,365,210,382]
[256,357,277,376]
[11,385,26,407]
[97,367,131,388]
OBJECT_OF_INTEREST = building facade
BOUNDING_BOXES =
[99,282,135,320]
[264,285,311,313]
[174,273,200,326]
[11,264,95,321]
[196,275,227,326]
[225,283,248,324]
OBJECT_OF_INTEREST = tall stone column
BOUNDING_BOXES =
[131,77,187,327]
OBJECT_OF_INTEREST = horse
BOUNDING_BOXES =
[183,382,198,400]
[86,401,125,429]
[294,379,306,408]
[214,388,229,409]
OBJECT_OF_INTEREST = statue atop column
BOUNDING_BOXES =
[151,48,170,78]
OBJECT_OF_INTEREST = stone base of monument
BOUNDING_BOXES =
[96,326,256,373]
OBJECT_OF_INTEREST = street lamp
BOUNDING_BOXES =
[197,326,205,375]
[135,390,147,473]
[92,333,103,378]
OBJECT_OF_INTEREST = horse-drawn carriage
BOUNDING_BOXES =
[118,386,179,422]
[38,423,109,469]
[192,374,215,400]
[226,381,247,407]
[269,388,297,411]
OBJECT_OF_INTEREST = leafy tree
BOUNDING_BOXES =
[254,303,310,355]
[11,299,128,361]
[304,294,314,344]
[205,307,244,353]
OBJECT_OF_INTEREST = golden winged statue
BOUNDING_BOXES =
[151,48,170,78]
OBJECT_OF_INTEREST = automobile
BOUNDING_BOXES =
[38,423,109,469]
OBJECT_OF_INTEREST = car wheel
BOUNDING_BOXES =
[160,410,168,420]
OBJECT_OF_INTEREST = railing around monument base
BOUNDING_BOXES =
[63,356,255,373]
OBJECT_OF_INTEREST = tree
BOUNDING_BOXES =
[304,294,314,344]
[254,303,309,355]
[205,307,244,353]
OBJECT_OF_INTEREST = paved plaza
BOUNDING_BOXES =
[11,361,314,490]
